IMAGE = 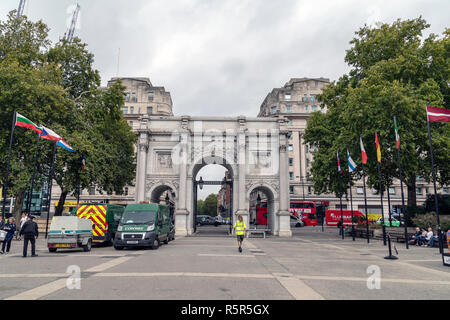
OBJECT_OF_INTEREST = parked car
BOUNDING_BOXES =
[196,215,215,226]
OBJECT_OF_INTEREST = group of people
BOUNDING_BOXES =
[409,227,439,247]
[0,212,40,257]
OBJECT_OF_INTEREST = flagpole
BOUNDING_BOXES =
[387,182,392,228]
[337,151,344,239]
[348,170,355,241]
[26,134,41,215]
[45,142,57,239]
[427,117,443,256]
[376,133,387,246]
[362,163,370,243]
[2,111,16,220]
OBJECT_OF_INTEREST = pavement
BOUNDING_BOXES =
[0,224,449,300]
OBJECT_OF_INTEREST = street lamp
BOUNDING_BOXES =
[198,176,204,190]
[257,193,261,207]
[165,193,170,205]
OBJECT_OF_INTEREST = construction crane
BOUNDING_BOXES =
[65,3,80,43]
[17,0,26,17]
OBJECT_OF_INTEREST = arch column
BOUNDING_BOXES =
[136,131,148,202]
[236,129,249,227]
[278,129,292,237]
[175,130,190,236]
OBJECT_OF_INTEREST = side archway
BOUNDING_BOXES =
[246,183,279,235]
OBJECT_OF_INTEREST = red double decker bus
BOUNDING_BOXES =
[256,201,268,225]
[290,201,327,226]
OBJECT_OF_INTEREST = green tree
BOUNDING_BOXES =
[304,18,450,207]
[202,194,218,217]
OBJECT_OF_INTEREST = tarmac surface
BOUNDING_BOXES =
[0,224,449,300]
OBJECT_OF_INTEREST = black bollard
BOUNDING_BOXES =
[384,233,398,260]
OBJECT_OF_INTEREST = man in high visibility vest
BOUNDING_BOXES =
[233,215,247,253]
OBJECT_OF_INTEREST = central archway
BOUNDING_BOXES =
[190,155,236,236]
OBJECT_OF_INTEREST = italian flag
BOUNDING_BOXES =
[394,117,400,150]
[15,112,42,134]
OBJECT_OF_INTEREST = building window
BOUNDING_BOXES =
[289,172,294,180]
[416,187,423,195]
[389,187,395,195]
[310,94,316,102]
[148,92,154,102]
[131,92,137,102]
[308,186,312,195]
[285,93,291,101]
[271,106,277,114]
[372,189,379,195]
[302,94,307,102]
[306,159,310,168]
[121,106,128,115]
[288,144,293,152]
[305,105,309,112]
[129,106,134,114]
[89,186,95,196]
[147,106,153,114]
[289,158,293,166]
[124,93,130,102]
[443,188,449,194]
[305,145,309,153]
[286,105,292,113]
[129,121,133,127]
[289,186,294,194]
[357,187,364,195]
[311,105,318,112]
[124,187,129,196]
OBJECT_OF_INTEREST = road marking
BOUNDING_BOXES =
[4,279,68,300]
[197,254,255,258]
[0,274,67,278]
[276,276,325,300]
[85,256,133,272]
[94,272,275,279]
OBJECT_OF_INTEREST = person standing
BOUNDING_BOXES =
[233,215,247,253]
[19,215,39,257]
[1,217,16,254]
[17,212,27,240]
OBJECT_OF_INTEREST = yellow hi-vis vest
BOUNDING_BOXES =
[234,220,246,235]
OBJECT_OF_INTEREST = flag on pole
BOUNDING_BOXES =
[56,139,76,152]
[81,155,86,170]
[375,133,381,163]
[39,126,62,141]
[394,117,400,149]
[337,151,342,173]
[426,106,450,122]
[347,150,357,172]
[360,136,367,165]
[15,112,43,134]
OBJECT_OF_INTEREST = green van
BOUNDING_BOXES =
[114,202,173,250]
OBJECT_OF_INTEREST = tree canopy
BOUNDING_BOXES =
[0,11,136,219]
[304,18,450,207]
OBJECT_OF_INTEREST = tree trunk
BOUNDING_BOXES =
[13,189,25,222]
[55,191,68,216]
[406,176,417,208]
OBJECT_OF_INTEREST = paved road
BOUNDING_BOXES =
[0,226,449,300]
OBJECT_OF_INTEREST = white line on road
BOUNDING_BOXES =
[197,254,255,258]
[276,276,325,300]
[4,279,68,300]
[93,272,275,279]
[85,256,134,272]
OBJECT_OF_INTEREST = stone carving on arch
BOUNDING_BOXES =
[145,178,179,199]
[245,180,279,201]
[190,151,238,177]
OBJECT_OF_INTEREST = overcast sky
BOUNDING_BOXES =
[1,0,448,199]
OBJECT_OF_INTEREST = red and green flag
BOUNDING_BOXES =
[394,117,400,150]
[15,112,42,134]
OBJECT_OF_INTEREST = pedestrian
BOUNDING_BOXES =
[337,218,343,236]
[233,215,247,253]
[17,212,27,240]
[19,215,39,257]
[1,217,16,254]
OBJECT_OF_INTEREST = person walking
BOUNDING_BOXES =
[1,217,17,254]
[233,215,247,253]
[19,215,39,257]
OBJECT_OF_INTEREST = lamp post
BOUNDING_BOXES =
[198,176,204,190]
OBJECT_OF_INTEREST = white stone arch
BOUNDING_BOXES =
[246,182,279,234]
[147,182,178,203]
